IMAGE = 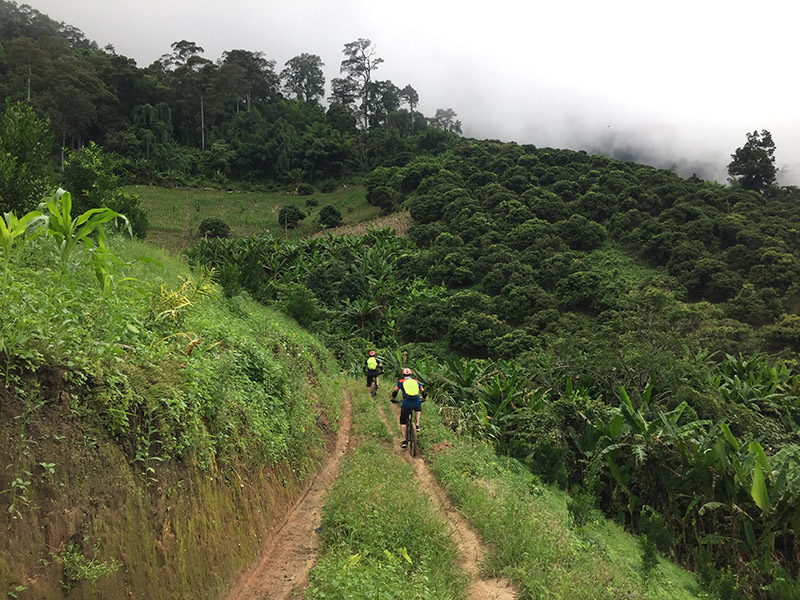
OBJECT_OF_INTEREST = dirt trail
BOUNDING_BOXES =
[381,401,517,600]
[224,390,353,600]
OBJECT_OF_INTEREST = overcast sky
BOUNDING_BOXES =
[21,0,800,184]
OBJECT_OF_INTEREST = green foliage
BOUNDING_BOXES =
[277,204,306,228]
[0,100,55,214]
[61,142,118,215]
[58,540,121,592]
[198,217,230,239]
[296,182,314,196]
[318,204,343,229]
[728,130,777,194]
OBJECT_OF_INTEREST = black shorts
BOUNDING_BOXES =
[366,370,379,386]
[399,406,420,425]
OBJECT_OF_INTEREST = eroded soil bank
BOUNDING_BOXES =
[0,382,339,599]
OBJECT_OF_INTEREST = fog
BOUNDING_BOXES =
[20,0,800,185]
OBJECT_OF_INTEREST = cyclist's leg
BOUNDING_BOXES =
[399,407,410,447]
[415,407,421,429]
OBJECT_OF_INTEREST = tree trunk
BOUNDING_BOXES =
[200,91,205,151]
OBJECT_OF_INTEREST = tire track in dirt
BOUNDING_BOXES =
[379,400,516,600]
[225,390,353,600]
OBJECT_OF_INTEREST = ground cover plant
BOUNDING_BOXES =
[0,192,342,597]
[305,382,468,599]
[128,183,375,251]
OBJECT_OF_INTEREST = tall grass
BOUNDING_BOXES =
[418,407,704,600]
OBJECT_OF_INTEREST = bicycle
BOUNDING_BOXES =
[366,369,382,399]
[404,416,418,457]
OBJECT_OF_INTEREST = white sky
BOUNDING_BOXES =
[20,0,800,184]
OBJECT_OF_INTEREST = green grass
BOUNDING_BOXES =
[306,383,468,599]
[413,405,706,600]
[126,183,377,251]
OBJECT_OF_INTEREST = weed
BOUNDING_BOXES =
[57,539,121,591]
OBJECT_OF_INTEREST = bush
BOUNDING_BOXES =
[367,186,403,214]
[278,205,306,228]
[320,181,337,193]
[318,205,343,229]
[297,182,314,196]
[198,217,230,239]
[305,197,319,208]
[106,190,149,239]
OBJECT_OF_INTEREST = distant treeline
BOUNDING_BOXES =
[0,0,462,190]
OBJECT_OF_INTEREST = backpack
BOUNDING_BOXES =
[366,356,378,370]
[402,378,420,399]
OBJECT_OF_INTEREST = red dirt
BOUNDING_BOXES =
[225,389,516,600]
[224,390,353,600]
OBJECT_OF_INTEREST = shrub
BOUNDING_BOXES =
[106,190,149,239]
[297,182,314,196]
[318,205,343,229]
[198,217,230,239]
[320,181,337,193]
[367,186,403,214]
[305,197,319,208]
[278,205,306,228]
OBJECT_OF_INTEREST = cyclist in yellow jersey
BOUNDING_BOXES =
[363,350,383,391]
[390,368,427,448]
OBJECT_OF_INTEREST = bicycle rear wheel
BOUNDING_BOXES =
[408,422,417,457]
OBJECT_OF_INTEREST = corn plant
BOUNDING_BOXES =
[0,209,46,286]
[43,189,127,277]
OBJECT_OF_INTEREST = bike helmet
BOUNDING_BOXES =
[369,350,376,356]
[402,367,413,376]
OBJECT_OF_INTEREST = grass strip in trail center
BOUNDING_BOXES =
[304,380,469,600]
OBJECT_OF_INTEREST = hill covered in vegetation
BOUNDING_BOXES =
[3,1,800,596]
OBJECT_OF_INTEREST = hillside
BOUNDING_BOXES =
[0,210,342,597]
[3,2,800,595]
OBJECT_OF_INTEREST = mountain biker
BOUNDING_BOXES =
[390,367,427,448]
[363,350,383,391]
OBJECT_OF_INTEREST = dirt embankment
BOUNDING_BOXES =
[225,390,353,600]
[0,378,340,599]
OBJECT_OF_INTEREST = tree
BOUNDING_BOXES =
[220,49,278,111]
[399,84,419,127]
[281,53,325,103]
[430,108,462,134]
[0,101,55,214]
[727,130,777,194]
[278,205,306,229]
[318,205,343,229]
[339,38,383,131]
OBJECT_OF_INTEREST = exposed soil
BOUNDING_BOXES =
[381,401,517,600]
[224,389,515,600]
[224,390,353,600]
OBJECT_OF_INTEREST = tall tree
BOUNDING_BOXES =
[219,49,278,112]
[728,130,778,194]
[430,108,462,134]
[339,38,383,131]
[281,53,325,103]
[163,40,213,149]
[399,84,419,128]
